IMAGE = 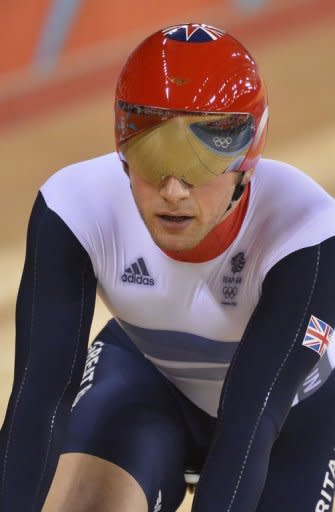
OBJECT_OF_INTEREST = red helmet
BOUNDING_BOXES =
[115,23,268,186]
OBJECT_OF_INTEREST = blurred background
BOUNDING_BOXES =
[1,1,335,509]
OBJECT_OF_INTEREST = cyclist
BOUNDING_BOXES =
[1,23,335,512]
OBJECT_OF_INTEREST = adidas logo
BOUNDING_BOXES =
[121,257,155,286]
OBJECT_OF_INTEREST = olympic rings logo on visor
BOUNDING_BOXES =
[116,101,256,187]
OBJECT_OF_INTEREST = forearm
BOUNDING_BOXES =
[0,388,75,511]
[0,194,97,511]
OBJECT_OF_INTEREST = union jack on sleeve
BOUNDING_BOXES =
[302,315,334,357]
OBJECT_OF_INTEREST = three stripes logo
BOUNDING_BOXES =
[121,257,155,286]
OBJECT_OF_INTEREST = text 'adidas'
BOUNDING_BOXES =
[121,257,155,286]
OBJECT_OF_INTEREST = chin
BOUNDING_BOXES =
[154,233,202,252]
[145,218,203,251]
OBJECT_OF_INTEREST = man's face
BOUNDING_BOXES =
[129,168,238,252]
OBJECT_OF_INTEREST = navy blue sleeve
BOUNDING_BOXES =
[0,193,97,511]
[192,237,335,512]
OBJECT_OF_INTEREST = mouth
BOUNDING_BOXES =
[158,214,193,223]
[156,213,194,231]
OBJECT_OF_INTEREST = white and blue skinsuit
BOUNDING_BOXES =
[1,153,335,511]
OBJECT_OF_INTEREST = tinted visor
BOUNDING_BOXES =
[116,101,255,186]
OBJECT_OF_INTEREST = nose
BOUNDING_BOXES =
[159,176,191,204]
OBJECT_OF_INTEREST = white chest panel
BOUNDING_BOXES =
[41,153,335,415]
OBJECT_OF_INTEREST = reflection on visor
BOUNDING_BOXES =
[189,115,255,156]
[117,101,184,144]
[116,101,256,186]
[116,101,254,148]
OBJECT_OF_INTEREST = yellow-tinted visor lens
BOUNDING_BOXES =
[116,101,255,186]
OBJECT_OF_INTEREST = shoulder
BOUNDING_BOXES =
[40,152,128,205]
[39,151,133,225]
[253,158,333,203]
[39,152,134,261]
[246,158,335,275]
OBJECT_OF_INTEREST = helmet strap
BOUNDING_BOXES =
[225,165,254,213]
[231,182,246,203]
[226,172,246,213]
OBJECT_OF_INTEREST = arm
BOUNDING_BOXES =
[192,237,335,512]
[0,193,97,511]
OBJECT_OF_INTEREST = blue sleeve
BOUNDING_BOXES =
[191,237,335,512]
[0,193,97,511]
